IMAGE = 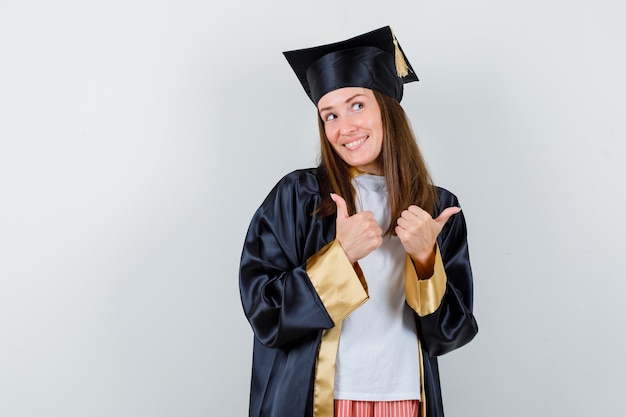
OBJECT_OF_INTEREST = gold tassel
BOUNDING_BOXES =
[391,28,409,77]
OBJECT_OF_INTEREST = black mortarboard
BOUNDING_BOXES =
[283,26,418,104]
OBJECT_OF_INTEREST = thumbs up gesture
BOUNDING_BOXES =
[395,205,461,278]
[331,193,383,264]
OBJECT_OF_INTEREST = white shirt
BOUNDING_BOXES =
[334,174,421,401]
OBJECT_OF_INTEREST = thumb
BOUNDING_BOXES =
[330,193,349,220]
[435,206,461,226]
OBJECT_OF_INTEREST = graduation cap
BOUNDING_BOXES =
[283,26,418,104]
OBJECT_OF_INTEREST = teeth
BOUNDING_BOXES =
[344,137,367,149]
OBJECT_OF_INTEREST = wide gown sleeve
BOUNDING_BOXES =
[239,171,367,349]
[406,188,478,357]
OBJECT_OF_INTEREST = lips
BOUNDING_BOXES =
[344,136,368,149]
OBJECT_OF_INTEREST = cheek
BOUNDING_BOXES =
[326,137,341,153]
[324,125,340,144]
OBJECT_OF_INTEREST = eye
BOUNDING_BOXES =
[351,102,364,111]
[324,113,337,122]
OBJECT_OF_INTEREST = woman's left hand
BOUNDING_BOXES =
[395,205,461,278]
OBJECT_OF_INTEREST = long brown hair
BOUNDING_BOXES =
[315,90,437,234]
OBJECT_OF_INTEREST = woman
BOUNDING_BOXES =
[239,26,478,417]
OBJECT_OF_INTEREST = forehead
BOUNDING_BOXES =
[317,87,375,110]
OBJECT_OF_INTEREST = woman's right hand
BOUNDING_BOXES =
[331,193,383,264]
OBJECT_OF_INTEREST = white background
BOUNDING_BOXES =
[1,1,625,416]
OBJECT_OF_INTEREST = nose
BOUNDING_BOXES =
[339,118,356,136]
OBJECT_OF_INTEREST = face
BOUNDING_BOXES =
[317,87,384,175]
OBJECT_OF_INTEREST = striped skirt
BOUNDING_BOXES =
[334,400,420,417]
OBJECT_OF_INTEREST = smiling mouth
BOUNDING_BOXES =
[344,136,367,149]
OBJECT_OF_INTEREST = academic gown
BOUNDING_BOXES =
[239,168,478,417]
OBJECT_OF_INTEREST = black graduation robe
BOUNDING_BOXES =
[239,168,478,417]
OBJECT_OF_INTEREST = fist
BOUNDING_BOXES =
[332,193,383,264]
[395,205,460,277]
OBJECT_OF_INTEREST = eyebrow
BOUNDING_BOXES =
[318,94,366,114]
